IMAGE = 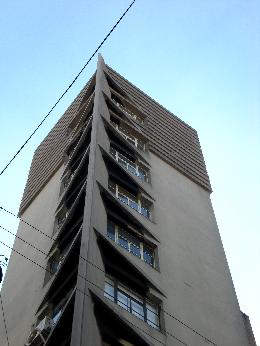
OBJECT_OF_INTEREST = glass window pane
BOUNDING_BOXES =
[128,234,141,257]
[104,282,115,301]
[141,207,149,218]
[117,291,130,311]
[107,221,115,241]
[138,168,147,182]
[128,164,137,175]
[143,246,154,266]
[129,199,139,211]
[118,229,129,250]
[131,299,144,320]
[50,260,59,274]
[118,157,128,168]
[118,193,128,205]
[130,243,141,258]
[146,303,159,329]
[52,308,62,325]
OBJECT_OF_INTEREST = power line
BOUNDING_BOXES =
[0,217,217,345]
[0,225,47,256]
[0,206,53,241]
[0,0,136,177]
[0,239,187,346]
[0,293,10,346]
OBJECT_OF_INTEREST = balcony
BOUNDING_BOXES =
[66,115,92,153]
[108,181,151,219]
[47,246,68,278]
[55,209,69,233]
[27,297,68,345]
[111,97,144,124]
[110,121,145,151]
[110,147,148,182]
[104,276,160,330]
[25,316,53,345]
[107,220,155,267]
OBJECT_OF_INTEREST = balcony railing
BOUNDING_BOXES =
[66,116,92,159]
[107,221,155,267]
[111,121,145,151]
[56,210,69,232]
[104,276,160,330]
[62,172,75,191]
[108,181,151,219]
[110,147,148,182]
[49,253,65,275]
[112,98,144,124]
[25,312,62,346]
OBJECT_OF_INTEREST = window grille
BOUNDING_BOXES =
[108,181,151,220]
[104,277,160,330]
[107,221,155,267]
[110,147,148,182]
[110,121,145,150]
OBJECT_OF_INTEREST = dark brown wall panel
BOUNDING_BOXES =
[105,66,211,192]
[19,64,211,215]
[18,84,90,215]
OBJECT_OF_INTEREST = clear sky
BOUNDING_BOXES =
[0,0,259,343]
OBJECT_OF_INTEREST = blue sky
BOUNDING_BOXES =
[0,0,259,343]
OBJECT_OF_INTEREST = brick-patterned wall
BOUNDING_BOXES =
[18,84,89,215]
[106,65,211,192]
[19,64,211,215]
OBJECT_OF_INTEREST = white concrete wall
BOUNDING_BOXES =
[0,166,63,346]
[150,152,249,345]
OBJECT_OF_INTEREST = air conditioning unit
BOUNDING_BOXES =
[35,316,53,332]
[25,316,52,345]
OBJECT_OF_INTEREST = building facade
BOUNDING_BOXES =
[0,55,256,346]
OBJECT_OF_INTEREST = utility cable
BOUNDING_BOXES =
[0,238,188,346]
[0,218,217,345]
[0,206,54,241]
[0,0,136,177]
[0,293,10,346]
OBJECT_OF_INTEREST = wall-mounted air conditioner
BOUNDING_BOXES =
[25,316,52,345]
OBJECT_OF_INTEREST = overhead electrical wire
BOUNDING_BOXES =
[0,3,136,344]
[0,0,136,177]
[0,238,188,346]
[0,215,217,346]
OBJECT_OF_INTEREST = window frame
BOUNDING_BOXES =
[107,221,155,268]
[111,183,151,220]
[104,276,160,330]
[110,121,145,151]
[110,147,149,183]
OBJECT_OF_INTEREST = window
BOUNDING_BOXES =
[52,308,62,325]
[104,279,115,301]
[56,210,69,232]
[118,228,129,250]
[146,302,160,329]
[107,221,155,267]
[50,260,60,274]
[110,147,149,183]
[143,245,154,266]
[104,277,160,330]
[49,253,64,275]
[138,167,148,182]
[108,181,151,220]
[110,121,145,150]
[111,96,144,124]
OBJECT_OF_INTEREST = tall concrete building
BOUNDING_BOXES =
[0,55,256,346]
